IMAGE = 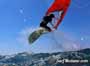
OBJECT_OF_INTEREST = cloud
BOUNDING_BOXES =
[17,27,81,53]
[49,31,81,52]
[17,26,38,45]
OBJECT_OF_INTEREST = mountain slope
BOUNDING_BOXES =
[0,48,90,66]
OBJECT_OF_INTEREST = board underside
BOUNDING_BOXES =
[28,27,48,44]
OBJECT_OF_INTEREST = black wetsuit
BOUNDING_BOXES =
[40,16,53,31]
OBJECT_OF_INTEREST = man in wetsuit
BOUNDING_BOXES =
[40,14,55,32]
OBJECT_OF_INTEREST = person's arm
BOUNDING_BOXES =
[54,8,68,29]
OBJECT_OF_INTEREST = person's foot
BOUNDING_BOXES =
[50,28,55,32]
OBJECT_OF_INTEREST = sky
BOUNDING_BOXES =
[0,0,90,55]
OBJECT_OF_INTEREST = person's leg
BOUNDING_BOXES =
[40,21,51,31]
[45,26,51,32]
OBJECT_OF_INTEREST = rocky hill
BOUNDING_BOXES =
[0,48,90,66]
